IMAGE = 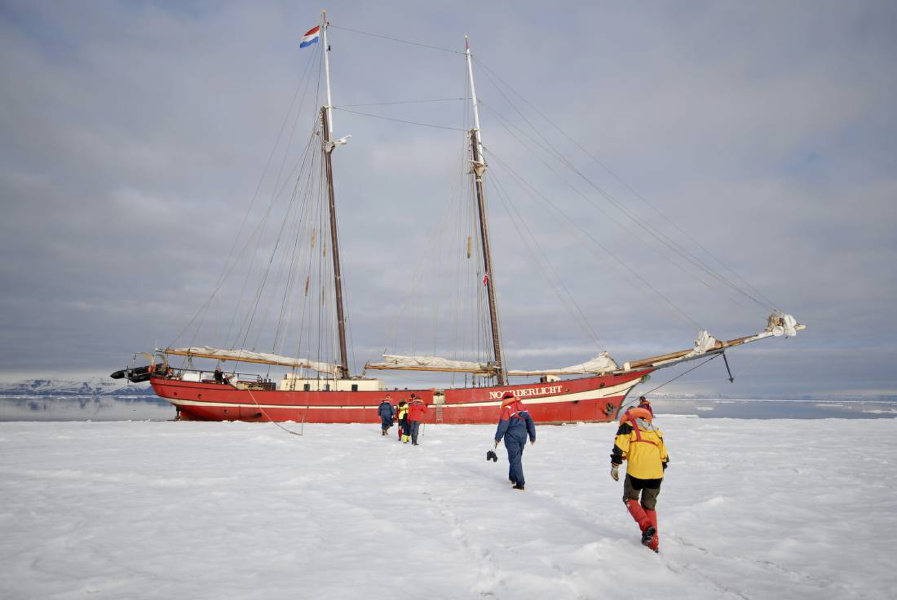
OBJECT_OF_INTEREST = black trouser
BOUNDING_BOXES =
[623,474,662,510]
[409,421,421,444]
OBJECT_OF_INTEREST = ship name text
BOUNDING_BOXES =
[489,385,563,400]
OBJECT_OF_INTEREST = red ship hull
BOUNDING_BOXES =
[150,369,652,424]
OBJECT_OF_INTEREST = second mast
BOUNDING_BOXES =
[466,37,506,385]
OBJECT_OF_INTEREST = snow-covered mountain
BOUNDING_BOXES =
[0,377,153,397]
[0,377,893,402]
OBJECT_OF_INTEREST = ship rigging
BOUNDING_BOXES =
[111,13,803,423]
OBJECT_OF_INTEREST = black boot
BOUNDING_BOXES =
[641,526,657,552]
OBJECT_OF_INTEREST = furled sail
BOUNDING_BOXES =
[684,330,720,359]
[365,354,495,374]
[165,346,342,377]
[507,351,619,377]
[768,313,799,337]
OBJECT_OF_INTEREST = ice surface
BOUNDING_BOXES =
[1,418,894,599]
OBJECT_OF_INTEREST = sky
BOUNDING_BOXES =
[1,0,895,397]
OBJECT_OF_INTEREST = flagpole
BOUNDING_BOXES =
[322,9,334,140]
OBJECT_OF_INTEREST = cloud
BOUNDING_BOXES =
[1,0,895,396]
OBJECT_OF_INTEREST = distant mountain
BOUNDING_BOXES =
[0,377,154,397]
[0,377,893,403]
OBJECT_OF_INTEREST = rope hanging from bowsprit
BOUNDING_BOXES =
[641,353,722,396]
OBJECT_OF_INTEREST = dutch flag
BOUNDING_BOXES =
[300,26,320,49]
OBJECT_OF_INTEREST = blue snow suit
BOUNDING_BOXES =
[378,400,396,431]
[494,400,536,486]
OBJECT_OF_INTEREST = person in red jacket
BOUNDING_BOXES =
[407,394,428,446]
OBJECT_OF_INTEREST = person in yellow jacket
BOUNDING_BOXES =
[610,397,668,552]
[396,400,410,443]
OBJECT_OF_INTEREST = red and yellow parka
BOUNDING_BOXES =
[610,407,669,480]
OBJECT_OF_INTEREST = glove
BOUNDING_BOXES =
[610,464,619,481]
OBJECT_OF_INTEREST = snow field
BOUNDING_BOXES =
[0,417,894,599]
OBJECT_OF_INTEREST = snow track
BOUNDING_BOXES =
[0,419,894,599]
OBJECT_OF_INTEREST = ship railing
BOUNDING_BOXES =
[166,367,272,386]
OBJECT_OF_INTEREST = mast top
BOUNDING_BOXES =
[321,8,334,140]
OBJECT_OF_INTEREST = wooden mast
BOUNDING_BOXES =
[321,11,349,379]
[466,37,506,386]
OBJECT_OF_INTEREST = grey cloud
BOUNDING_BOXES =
[1,0,894,397]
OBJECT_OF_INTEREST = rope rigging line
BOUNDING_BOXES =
[272,176,307,353]
[477,98,756,317]
[256,131,322,353]
[645,345,769,388]
[485,149,703,332]
[640,353,723,396]
[170,45,322,350]
[391,139,469,356]
[425,144,461,357]
[231,102,323,353]
[378,68,481,364]
[187,51,326,357]
[291,154,326,370]
[376,129,497,370]
[474,58,779,315]
[328,24,464,55]
[273,131,322,354]
[230,52,327,358]
[488,169,604,349]
[246,389,305,437]
[334,98,466,108]
[238,164,307,353]
[315,144,335,379]
[250,50,324,349]
[332,107,468,131]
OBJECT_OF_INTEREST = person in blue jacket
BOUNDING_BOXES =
[494,391,536,490]
[378,395,396,436]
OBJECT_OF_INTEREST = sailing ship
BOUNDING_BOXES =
[112,13,803,424]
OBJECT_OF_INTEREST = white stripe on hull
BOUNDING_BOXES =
[168,399,376,410]
[444,379,639,409]
[163,378,639,412]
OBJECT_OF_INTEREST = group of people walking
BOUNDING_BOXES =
[376,391,669,553]
[378,394,427,445]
